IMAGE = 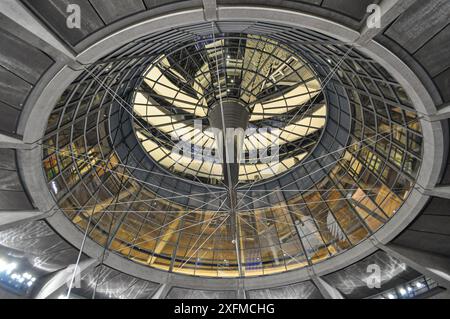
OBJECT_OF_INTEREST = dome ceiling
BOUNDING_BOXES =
[40,21,423,279]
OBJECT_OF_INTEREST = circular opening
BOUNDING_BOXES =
[132,34,326,186]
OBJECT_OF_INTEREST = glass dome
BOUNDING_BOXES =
[41,22,423,278]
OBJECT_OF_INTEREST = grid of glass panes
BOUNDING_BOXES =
[42,22,423,278]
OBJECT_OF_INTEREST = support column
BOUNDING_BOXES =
[208,99,250,191]
[209,99,249,277]
[377,243,450,291]
[34,258,100,299]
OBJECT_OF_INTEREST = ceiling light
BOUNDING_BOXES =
[51,181,58,194]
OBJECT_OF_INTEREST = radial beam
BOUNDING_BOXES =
[34,258,100,299]
[202,0,217,21]
[0,0,76,61]
[428,102,450,121]
[0,210,47,231]
[0,133,30,149]
[377,243,450,291]
[152,283,172,299]
[422,186,450,200]
[357,0,418,45]
[309,271,344,299]
[236,288,246,299]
